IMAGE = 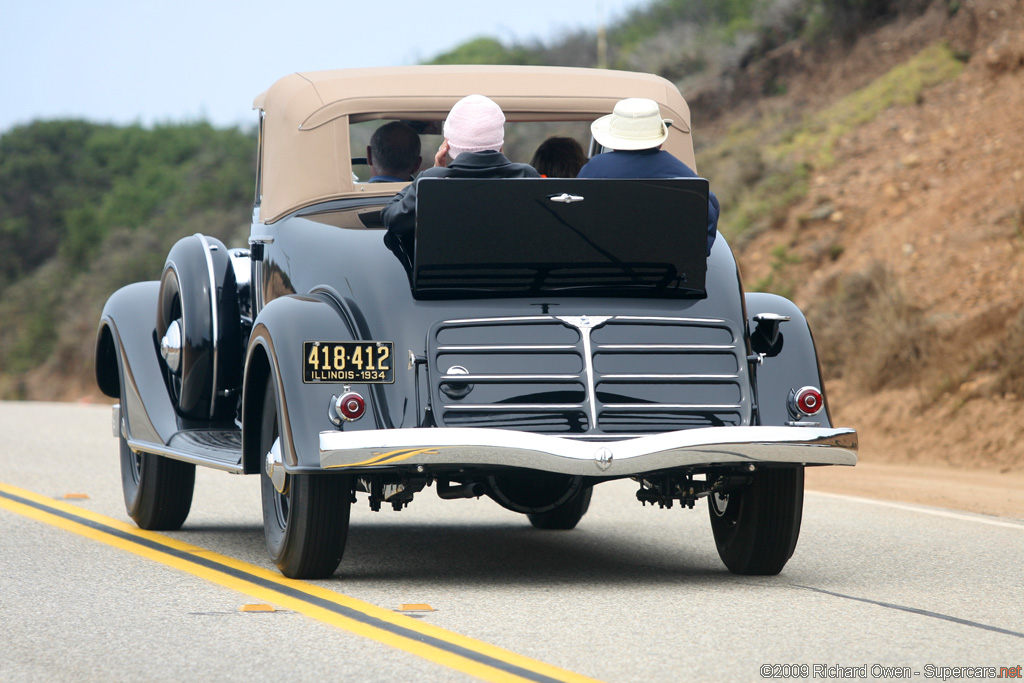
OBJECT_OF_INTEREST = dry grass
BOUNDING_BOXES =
[992,306,1024,397]
[808,261,936,393]
[698,42,965,242]
[1,211,248,402]
[810,258,1024,408]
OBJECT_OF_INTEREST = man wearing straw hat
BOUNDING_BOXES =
[578,97,720,255]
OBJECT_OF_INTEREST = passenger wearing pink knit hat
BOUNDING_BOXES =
[382,94,539,245]
[442,94,505,159]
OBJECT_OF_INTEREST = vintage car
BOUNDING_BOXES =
[95,65,857,579]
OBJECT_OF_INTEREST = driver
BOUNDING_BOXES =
[367,121,422,183]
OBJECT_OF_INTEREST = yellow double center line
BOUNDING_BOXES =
[0,481,601,683]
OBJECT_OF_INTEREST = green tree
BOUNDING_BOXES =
[428,37,540,66]
[0,119,255,388]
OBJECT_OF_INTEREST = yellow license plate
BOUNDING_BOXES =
[303,341,395,384]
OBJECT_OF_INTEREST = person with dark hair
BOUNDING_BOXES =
[367,121,422,183]
[578,97,720,255]
[530,136,587,178]
[381,94,539,236]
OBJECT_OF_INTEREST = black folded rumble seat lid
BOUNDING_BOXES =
[413,177,709,299]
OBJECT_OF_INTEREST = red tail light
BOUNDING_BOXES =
[791,386,823,418]
[335,391,366,422]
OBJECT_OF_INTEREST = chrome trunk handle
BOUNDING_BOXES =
[548,193,585,204]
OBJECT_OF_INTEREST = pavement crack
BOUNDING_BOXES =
[788,584,1024,639]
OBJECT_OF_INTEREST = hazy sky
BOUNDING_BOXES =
[0,0,650,134]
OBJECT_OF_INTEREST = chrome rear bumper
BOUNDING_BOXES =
[319,426,857,476]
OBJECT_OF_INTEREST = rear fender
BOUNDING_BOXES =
[745,292,833,427]
[95,282,178,444]
[242,293,384,473]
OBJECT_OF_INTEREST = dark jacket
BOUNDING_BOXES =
[381,150,540,236]
[577,149,720,255]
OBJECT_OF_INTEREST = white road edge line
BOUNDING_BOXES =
[806,490,1024,530]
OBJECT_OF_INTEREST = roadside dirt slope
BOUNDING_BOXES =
[730,0,1024,495]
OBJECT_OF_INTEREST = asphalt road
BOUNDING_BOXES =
[1,401,1021,682]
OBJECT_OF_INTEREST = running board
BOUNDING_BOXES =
[127,429,244,474]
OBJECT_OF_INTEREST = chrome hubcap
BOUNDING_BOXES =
[265,437,288,495]
[160,319,183,373]
[711,491,730,516]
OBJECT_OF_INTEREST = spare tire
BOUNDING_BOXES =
[156,234,242,421]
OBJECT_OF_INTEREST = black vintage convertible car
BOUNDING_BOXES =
[95,66,857,579]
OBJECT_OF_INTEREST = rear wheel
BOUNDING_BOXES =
[259,381,351,579]
[119,424,195,530]
[708,466,804,575]
[527,486,593,529]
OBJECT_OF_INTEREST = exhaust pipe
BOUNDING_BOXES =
[436,481,484,499]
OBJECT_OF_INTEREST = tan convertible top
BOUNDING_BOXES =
[254,65,695,224]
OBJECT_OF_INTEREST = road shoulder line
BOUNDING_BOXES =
[807,490,1024,529]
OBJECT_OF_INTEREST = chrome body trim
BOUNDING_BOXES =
[320,426,858,475]
[601,403,742,410]
[596,344,734,351]
[439,374,582,381]
[753,312,791,323]
[557,315,612,429]
[113,325,163,446]
[266,437,287,493]
[195,233,220,420]
[125,437,245,474]
[437,345,578,351]
[599,374,736,380]
[112,404,122,439]
[429,313,752,435]
[443,315,552,324]
[564,433,652,440]
[613,315,727,324]
[442,403,584,410]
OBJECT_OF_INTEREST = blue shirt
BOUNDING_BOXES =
[577,149,720,255]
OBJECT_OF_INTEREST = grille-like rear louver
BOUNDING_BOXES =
[429,315,748,436]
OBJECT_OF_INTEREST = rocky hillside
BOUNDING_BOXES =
[718,0,1024,471]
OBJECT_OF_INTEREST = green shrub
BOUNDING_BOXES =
[0,120,255,385]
